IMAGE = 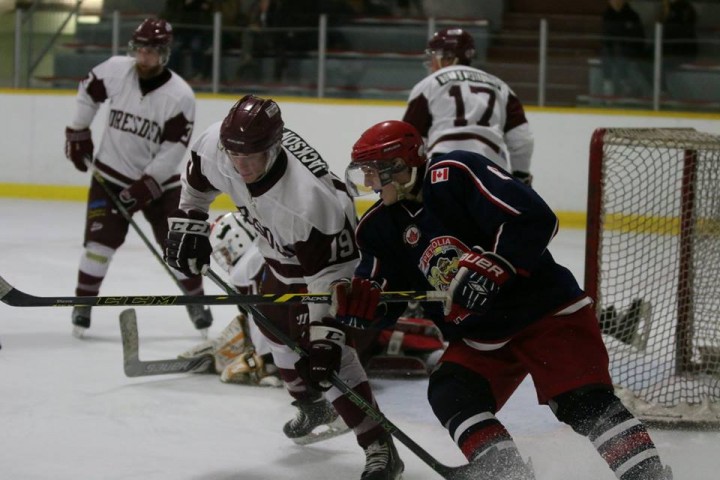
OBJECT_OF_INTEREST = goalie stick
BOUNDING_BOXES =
[0,274,446,308]
[119,308,214,377]
[202,269,481,480]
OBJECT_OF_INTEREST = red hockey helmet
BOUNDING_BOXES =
[220,95,284,155]
[347,121,426,198]
[426,27,476,65]
[351,120,426,168]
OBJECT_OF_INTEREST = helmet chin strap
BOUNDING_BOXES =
[391,166,420,202]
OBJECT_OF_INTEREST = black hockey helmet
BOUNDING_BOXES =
[427,27,476,65]
[220,95,284,155]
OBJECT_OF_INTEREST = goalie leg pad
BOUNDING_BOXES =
[178,315,249,372]
[220,350,281,387]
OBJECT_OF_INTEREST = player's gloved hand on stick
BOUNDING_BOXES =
[64,127,93,172]
[329,277,383,329]
[445,248,515,322]
[165,209,212,277]
[118,175,162,214]
[295,319,346,391]
[512,170,533,187]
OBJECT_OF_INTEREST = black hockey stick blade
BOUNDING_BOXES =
[119,309,214,377]
[0,274,445,308]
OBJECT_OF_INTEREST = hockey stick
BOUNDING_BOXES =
[86,161,211,336]
[86,161,190,295]
[202,269,474,480]
[119,308,215,377]
[0,274,445,308]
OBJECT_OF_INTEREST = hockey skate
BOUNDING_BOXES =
[599,299,651,349]
[455,446,536,480]
[283,396,350,445]
[71,306,92,339]
[185,304,213,338]
[361,436,404,480]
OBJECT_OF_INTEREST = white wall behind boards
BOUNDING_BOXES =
[1,90,719,215]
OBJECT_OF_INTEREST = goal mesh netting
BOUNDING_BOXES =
[585,128,720,427]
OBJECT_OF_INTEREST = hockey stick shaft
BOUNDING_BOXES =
[203,269,464,479]
[86,161,191,296]
[119,308,214,377]
[0,274,445,308]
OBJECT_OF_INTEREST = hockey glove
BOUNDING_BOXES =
[512,170,533,187]
[64,127,93,172]
[118,175,163,214]
[296,319,346,392]
[329,277,383,329]
[445,248,515,322]
[165,209,212,277]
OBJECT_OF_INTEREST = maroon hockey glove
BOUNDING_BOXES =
[445,248,515,323]
[512,170,533,187]
[330,277,382,329]
[64,127,93,172]
[295,319,346,391]
[118,175,163,214]
[165,209,212,277]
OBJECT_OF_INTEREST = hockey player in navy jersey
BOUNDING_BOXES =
[164,95,403,479]
[63,18,212,338]
[323,120,672,480]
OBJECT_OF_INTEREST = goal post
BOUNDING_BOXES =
[585,128,720,427]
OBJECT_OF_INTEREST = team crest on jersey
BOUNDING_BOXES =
[403,225,421,246]
[431,167,449,184]
[418,236,466,290]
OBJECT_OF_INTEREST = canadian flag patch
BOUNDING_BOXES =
[431,167,449,183]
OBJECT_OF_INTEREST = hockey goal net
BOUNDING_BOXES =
[586,128,720,427]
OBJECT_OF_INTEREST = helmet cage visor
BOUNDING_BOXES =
[345,158,406,197]
[128,40,171,66]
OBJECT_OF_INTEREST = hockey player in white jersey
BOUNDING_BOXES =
[63,18,212,338]
[403,27,535,185]
[164,95,403,479]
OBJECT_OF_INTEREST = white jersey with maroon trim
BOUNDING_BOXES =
[402,64,533,173]
[179,123,359,323]
[70,56,195,190]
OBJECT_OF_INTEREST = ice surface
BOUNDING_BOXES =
[1,199,718,479]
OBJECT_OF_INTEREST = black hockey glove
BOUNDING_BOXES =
[118,175,162,214]
[329,277,383,329]
[512,170,533,187]
[295,319,346,391]
[64,127,93,172]
[444,248,515,323]
[165,209,212,277]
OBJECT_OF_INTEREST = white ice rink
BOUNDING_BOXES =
[1,198,718,480]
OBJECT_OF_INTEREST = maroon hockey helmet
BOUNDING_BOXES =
[131,18,173,47]
[129,18,173,65]
[220,95,284,155]
[427,28,476,65]
[351,120,426,168]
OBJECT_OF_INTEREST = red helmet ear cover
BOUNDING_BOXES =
[427,27,476,63]
[132,18,173,47]
[351,121,426,168]
[220,95,284,154]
